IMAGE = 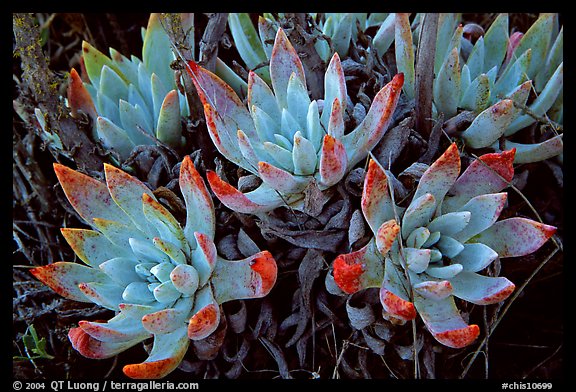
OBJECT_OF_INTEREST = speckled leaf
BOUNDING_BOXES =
[507,62,563,134]
[206,171,286,214]
[78,281,124,311]
[80,313,150,343]
[180,155,216,241]
[318,134,347,188]
[67,68,97,120]
[82,41,126,87]
[443,149,515,213]
[450,271,515,305]
[333,240,384,294]
[123,327,190,379]
[258,161,311,194]
[460,99,519,149]
[170,264,199,296]
[453,193,507,242]
[511,13,555,79]
[342,73,404,167]
[434,48,461,118]
[483,13,509,73]
[380,259,416,322]
[362,159,396,233]
[322,52,347,128]
[327,98,345,140]
[375,219,400,256]
[460,73,491,113]
[68,327,144,359]
[212,250,277,303]
[247,70,281,123]
[54,164,128,227]
[427,211,471,237]
[493,49,531,98]
[142,194,187,252]
[30,262,111,302]
[426,264,463,279]
[496,135,563,164]
[403,247,432,273]
[472,217,556,258]
[394,13,414,98]
[92,218,148,249]
[141,297,194,334]
[188,286,220,340]
[104,163,157,236]
[60,228,131,267]
[401,193,436,239]
[191,232,217,287]
[412,143,460,214]
[413,280,453,300]
[269,28,306,109]
[414,293,480,348]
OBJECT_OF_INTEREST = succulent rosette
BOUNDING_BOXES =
[67,13,190,161]
[30,157,277,379]
[187,27,403,215]
[332,143,556,348]
[396,13,563,164]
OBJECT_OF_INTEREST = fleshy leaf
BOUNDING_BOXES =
[322,53,347,128]
[188,286,220,340]
[170,264,200,296]
[443,149,515,213]
[123,327,190,379]
[333,240,385,294]
[80,313,150,343]
[471,218,556,258]
[434,47,461,118]
[156,90,182,146]
[67,68,97,121]
[206,171,286,214]
[453,193,507,242]
[69,327,144,360]
[60,228,131,267]
[318,135,347,188]
[380,259,416,322]
[141,297,194,335]
[191,232,217,287]
[496,135,563,164]
[342,73,404,167]
[362,159,396,233]
[258,161,311,194]
[401,193,436,239]
[413,280,453,300]
[453,243,499,272]
[394,13,414,98]
[269,28,306,109]
[460,99,519,149]
[414,293,480,348]
[427,211,471,237]
[54,164,128,227]
[375,219,400,256]
[179,155,216,241]
[212,250,278,303]
[30,262,111,302]
[78,281,124,311]
[450,271,515,305]
[412,143,460,214]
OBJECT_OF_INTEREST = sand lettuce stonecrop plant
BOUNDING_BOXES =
[331,143,556,348]
[30,157,277,379]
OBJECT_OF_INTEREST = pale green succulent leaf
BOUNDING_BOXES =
[482,13,509,73]
[82,41,126,87]
[406,226,430,249]
[434,13,461,74]
[492,49,531,99]
[248,70,281,123]
[453,193,507,242]
[156,90,182,146]
[372,13,395,56]
[452,243,499,272]
[332,240,386,294]
[465,36,485,80]
[123,326,190,379]
[80,281,125,311]
[188,285,220,340]
[460,73,491,113]
[152,281,181,304]
[322,52,347,129]
[450,271,515,305]
[471,217,556,258]
[361,159,396,234]
[190,232,217,287]
[99,257,142,286]
[258,15,278,60]
[97,91,121,126]
[104,163,158,236]
[99,65,129,108]
[280,106,302,141]
[433,47,460,118]
[263,141,295,172]
[404,247,432,273]
[292,131,318,176]
[535,26,562,91]
[331,13,353,56]
[306,100,324,151]
[413,291,479,348]
[512,13,555,79]
[141,297,194,335]
[507,62,563,134]
[427,211,471,237]
[118,100,155,144]
[394,13,415,99]
[92,218,148,249]
[30,261,112,303]
[436,236,465,258]
[426,264,463,279]
[129,238,172,265]
[460,99,518,148]
[122,281,156,304]
[170,264,199,296]
[401,193,436,239]
[61,228,132,268]
[80,313,150,343]
[270,28,306,109]
[258,161,312,194]
[495,135,563,164]
[142,14,176,90]
[228,13,268,70]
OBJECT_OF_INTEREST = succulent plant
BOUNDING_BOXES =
[394,13,563,164]
[30,157,277,378]
[67,13,190,162]
[186,27,403,215]
[331,143,556,348]
[227,13,396,82]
